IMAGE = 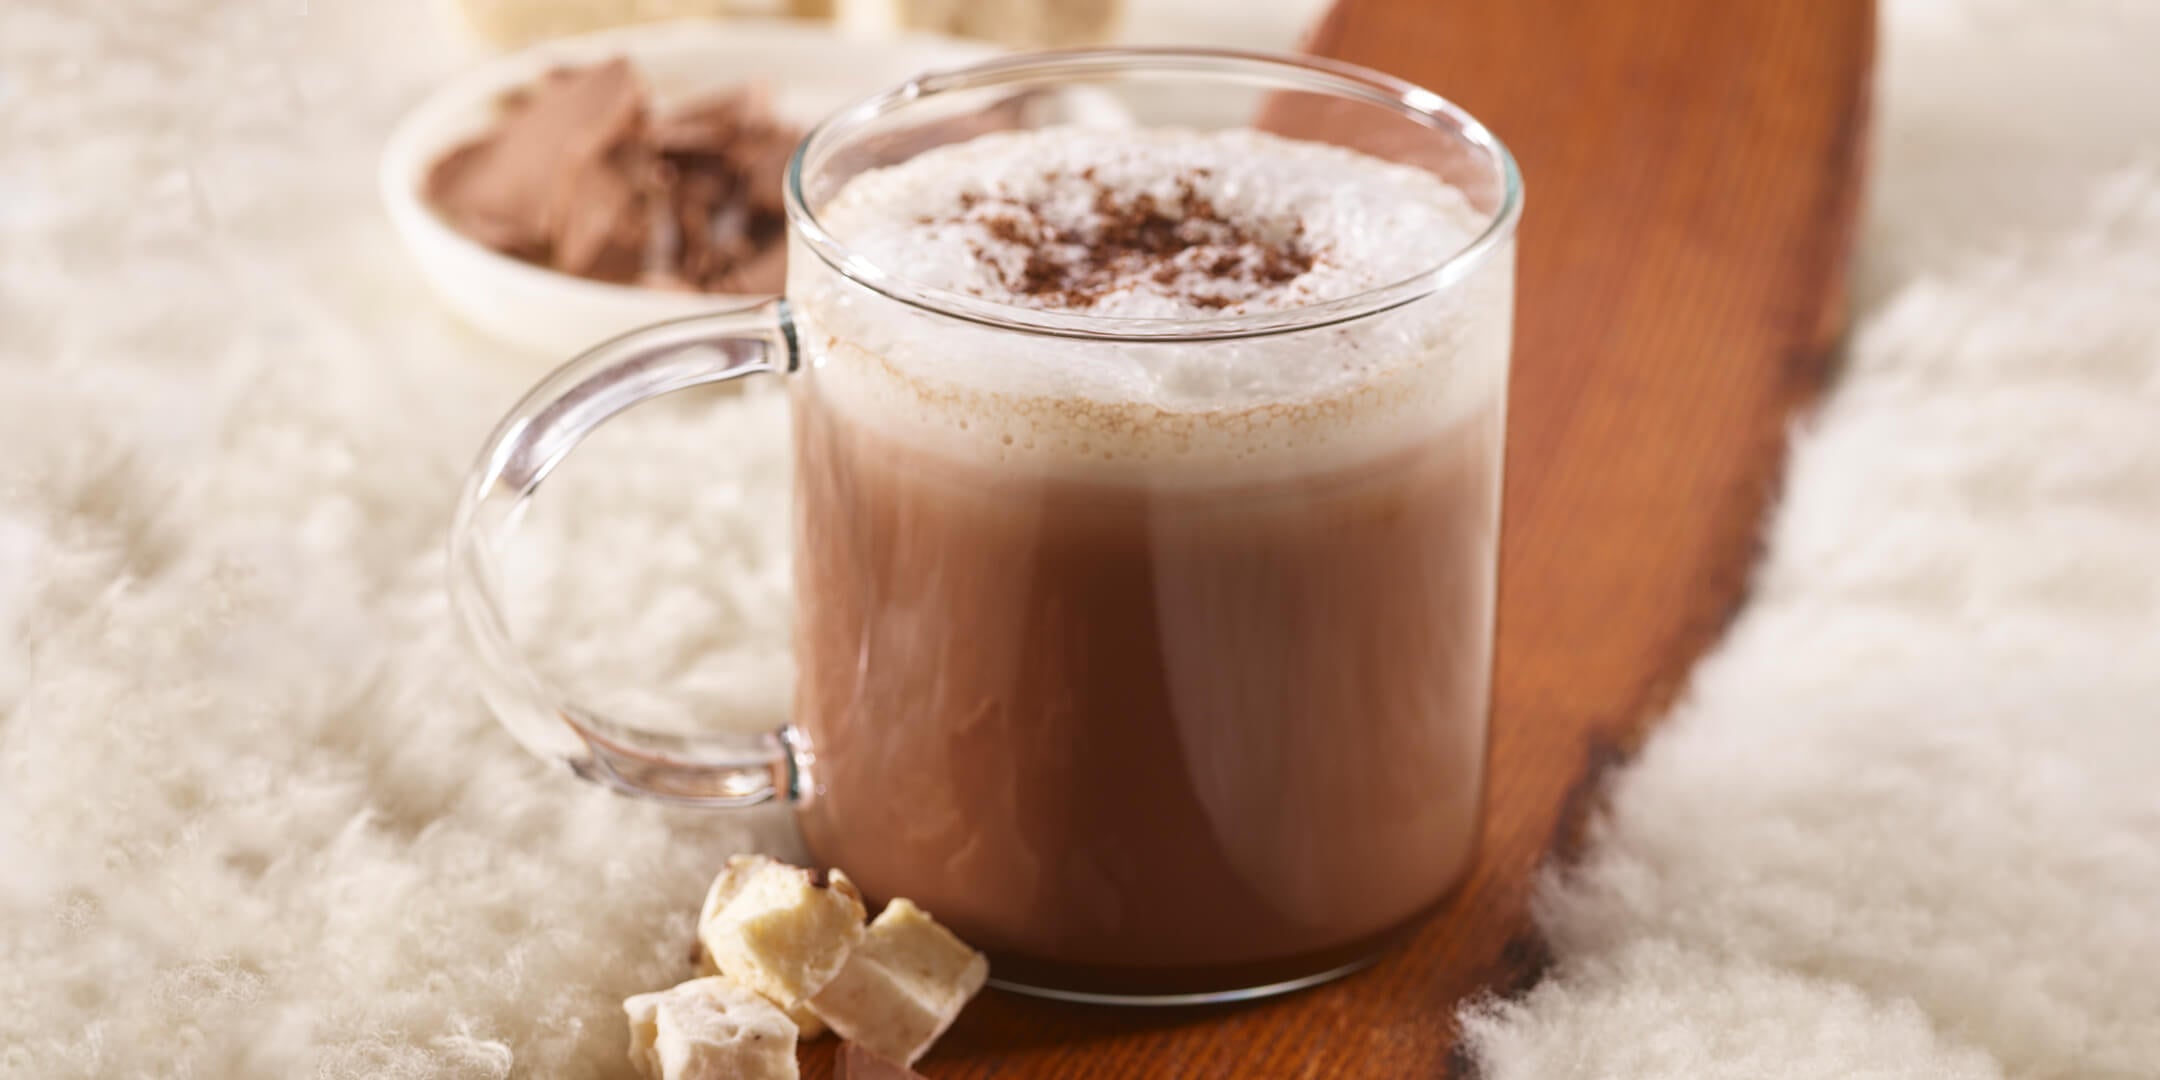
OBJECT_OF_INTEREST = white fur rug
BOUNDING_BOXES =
[1462,2,2160,1076]
[1,1,2156,1077]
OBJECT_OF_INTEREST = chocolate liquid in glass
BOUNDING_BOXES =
[788,127,1503,993]
[792,392,1499,994]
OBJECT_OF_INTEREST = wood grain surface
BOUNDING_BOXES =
[807,0,1872,1074]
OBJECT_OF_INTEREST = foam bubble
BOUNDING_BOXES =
[795,126,1512,476]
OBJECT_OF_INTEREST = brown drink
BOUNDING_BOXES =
[786,127,1511,995]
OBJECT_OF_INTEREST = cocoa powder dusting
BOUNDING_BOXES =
[944,170,1320,311]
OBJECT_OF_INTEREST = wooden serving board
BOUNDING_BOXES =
[806,0,1872,1073]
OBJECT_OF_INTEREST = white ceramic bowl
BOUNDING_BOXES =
[381,19,1002,357]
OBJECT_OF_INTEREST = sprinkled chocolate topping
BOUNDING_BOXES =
[943,170,1321,312]
[802,126,1503,471]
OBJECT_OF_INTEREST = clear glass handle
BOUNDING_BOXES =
[448,302,800,805]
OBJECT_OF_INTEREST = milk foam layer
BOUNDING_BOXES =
[796,126,1512,476]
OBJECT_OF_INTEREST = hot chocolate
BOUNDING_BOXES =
[786,127,1510,993]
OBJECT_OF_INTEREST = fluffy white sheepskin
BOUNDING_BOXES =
[0,3,800,1076]
[1,0,2156,1078]
[1463,2,2160,1076]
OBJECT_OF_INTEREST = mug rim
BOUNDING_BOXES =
[781,47,1524,344]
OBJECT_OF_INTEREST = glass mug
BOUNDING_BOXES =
[450,49,1520,1003]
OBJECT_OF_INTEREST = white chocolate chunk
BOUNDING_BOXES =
[808,899,989,1065]
[698,856,868,1012]
[694,941,830,1040]
[436,0,826,49]
[623,976,799,1080]
[835,0,1121,48]
[783,1000,829,1041]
